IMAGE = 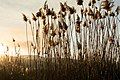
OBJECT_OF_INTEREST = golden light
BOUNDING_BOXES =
[0,44,6,55]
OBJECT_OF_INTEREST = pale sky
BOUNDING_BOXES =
[0,0,120,55]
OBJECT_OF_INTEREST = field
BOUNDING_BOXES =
[0,55,120,80]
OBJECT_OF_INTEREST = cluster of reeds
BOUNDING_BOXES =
[1,0,120,80]
[22,0,120,60]
[20,0,120,79]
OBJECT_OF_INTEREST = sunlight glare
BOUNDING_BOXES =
[0,44,6,55]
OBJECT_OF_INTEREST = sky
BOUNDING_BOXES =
[0,0,120,55]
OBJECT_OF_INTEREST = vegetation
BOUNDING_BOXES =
[1,0,120,80]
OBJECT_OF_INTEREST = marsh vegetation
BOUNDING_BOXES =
[1,0,120,80]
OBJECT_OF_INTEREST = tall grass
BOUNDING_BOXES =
[1,0,120,80]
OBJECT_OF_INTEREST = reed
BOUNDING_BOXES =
[1,0,120,80]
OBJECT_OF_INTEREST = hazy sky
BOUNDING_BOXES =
[0,0,77,43]
[0,0,120,55]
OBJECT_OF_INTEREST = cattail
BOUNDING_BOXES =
[83,21,87,27]
[77,0,83,5]
[88,1,91,6]
[46,8,51,16]
[41,13,46,20]
[52,13,57,19]
[58,11,66,18]
[115,6,120,15]
[109,12,115,17]
[60,2,66,12]
[88,8,94,16]
[51,8,57,19]
[101,0,114,11]
[44,1,48,10]
[92,0,96,4]
[29,20,31,24]
[69,7,76,14]
[51,8,54,16]
[22,13,28,22]
[32,13,37,21]
[13,38,15,42]
[36,11,41,17]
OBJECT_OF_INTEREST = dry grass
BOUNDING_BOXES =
[1,0,120,80]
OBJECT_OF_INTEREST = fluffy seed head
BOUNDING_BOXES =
[32,13,37,21]
[22,13,28,22]
[116,6,120,15]
[77,0,83,5]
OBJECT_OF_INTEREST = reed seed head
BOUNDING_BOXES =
[77,0,83,5]
[36,11,42,17]
[116,6,120,15]
[22,13,28,22]
[44,0,48,10]
[13,38,15,42]
[60,2,66,12]
[109,12,115,17]
[41,13,46,20]
[92,0,96,4]
[29,20,31,24]
[32,13,37,21]
[69,7,76,14]
[88,8,94,16]
[46,8,51,16]
[101,0,114,11]
[88,1,91,6]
